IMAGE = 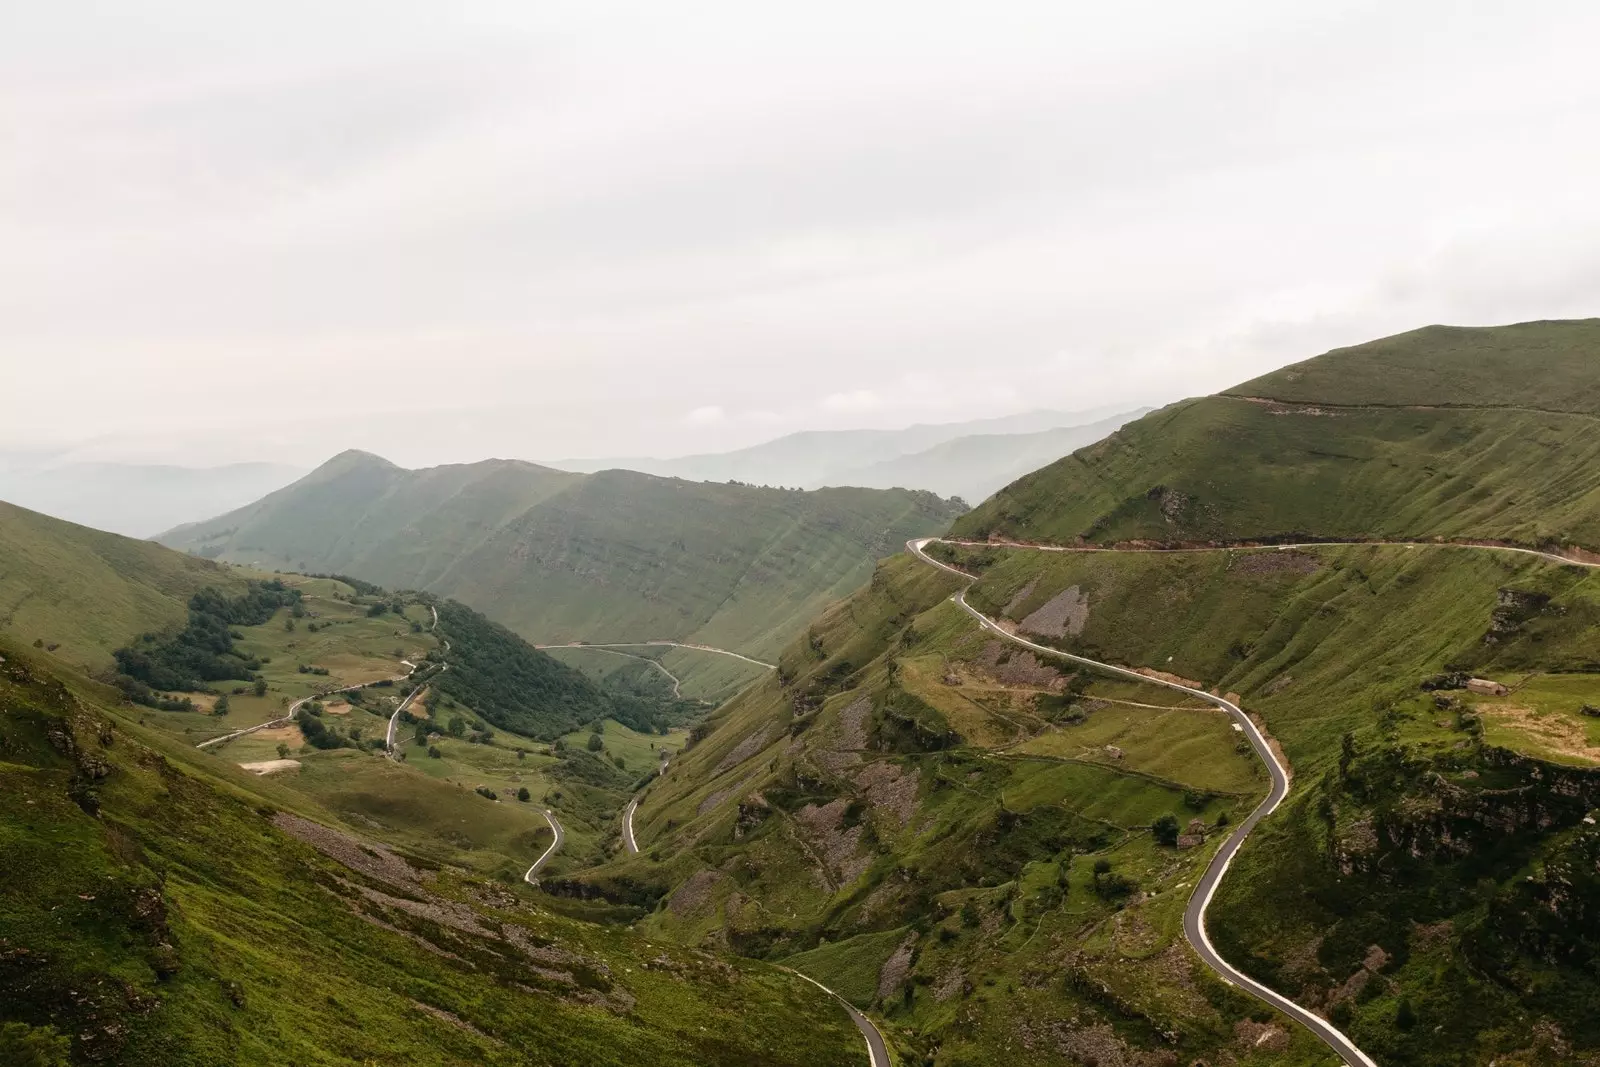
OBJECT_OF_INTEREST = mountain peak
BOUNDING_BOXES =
[312,449,402,475]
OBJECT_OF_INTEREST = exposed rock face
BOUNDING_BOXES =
[713,727,774,776]
[1336,748,1600,877]
[1020,586,1090,637]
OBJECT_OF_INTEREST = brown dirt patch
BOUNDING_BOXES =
[876,931,918,1001]
[1002,578,1038,619]
[1020,585,1090,637]
[794,799,871,885]
[1481,703,1600,763]
[668,869,724,918]
[412,1000,503,1046]
[323,701,352,716]
[1235,1020,1290,1052]
[712,727,774,776]
[253,723,305,747]
[1233,549,1321,576]
[272,811,429,893]
[1132,667,1206,690]
[239,759,301,776]
[855,761,920,828]
[975,640,1066,689]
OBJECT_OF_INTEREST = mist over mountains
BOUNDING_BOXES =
[547,406,1149,501]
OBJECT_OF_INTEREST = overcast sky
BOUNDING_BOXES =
[6,1,1600,469]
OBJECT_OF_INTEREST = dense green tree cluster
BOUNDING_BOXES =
[111,580,299,699]
[430,599,677,739]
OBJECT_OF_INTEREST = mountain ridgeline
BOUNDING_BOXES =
[159,452,967,658]
[957,319,1600,551]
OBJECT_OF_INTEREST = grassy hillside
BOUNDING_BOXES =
[0,641,865,1067]
[556,555,1338,1067]
[927,538,1600,1064]
[160,453,965,659]
[0,500,247,671]
[956,320,1600,551]
[1232,318,1600,412]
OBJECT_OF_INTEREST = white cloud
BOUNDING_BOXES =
[6,1,1600,465]
[821,390,883,414]
[684,405,726,425]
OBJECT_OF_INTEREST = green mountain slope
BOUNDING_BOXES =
[160,453,965,659]
[956,319,1600,551]
[0,642,864,1067]
[1233,318,1600,412]
[0,500,247,671]
[561,321,1600,1065]
[563,555,1336,1067]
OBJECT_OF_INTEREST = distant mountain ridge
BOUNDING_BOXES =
[0,459,305,538]
[546,405,1148,498]
[158,451,966,659]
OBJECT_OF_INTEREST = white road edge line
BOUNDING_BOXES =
[782,969,889,1067]
[524,809,563,884]
[907,537,1382,1067]
[535,641,777,670]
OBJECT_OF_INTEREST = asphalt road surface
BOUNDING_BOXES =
[785,969,890,1067]
[535,640,777,669]
[906,537,1381,1067]
[524,809,564,884]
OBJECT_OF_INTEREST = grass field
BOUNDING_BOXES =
[0,639,868,1067]
[0,499,248,672]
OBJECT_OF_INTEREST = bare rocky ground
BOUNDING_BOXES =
[272,811,637,1012]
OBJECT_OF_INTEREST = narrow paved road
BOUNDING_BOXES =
[907,537,1380,1067]
[551,644,686,699]
[939,535,1600,570]
[535,640,777,670]
[524,809,564,884]
[198,664,422,751]
[784,969,890,1067]
[621,754,670,855]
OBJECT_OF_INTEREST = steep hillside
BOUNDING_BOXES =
[956,320,1600,551]
[0,641,865,1067]
[1233,318,1600,412]
[160,453,965,659]
[560,323,1600,1066]
[563,555,1335,1067]
[0,500,247,671]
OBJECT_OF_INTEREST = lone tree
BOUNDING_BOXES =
[586,732,604,752]
[212,694,230,717]
[517,787,531,802]
[1152,814,1181,847]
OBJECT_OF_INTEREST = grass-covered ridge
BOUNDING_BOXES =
[956,319,1600,552]
[0,500,247,671]
[1230,318,1600,413]
[158,451,966,659]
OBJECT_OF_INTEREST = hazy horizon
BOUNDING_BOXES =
[9,2,1600,469]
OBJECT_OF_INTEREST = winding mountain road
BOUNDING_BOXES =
[784,969,890,1067]
[907,537,1380,1067]
[621,754,670,854]
[524,809,564,884]
[535,640,777,670]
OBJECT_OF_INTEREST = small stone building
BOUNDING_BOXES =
[1467,678,1509,697]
